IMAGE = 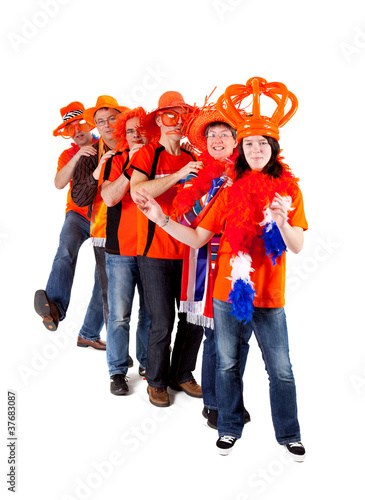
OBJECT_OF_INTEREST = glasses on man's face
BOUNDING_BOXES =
[157,110,188,127]
[126,128,140,136]
[206,132,233,140]
[95,116,117,128]
[60,120,92,139]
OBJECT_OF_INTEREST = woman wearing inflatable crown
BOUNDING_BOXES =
[135,77,308,460]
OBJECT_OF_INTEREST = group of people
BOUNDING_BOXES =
[34,77,308,460]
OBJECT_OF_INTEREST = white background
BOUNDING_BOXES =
[1,0,365,499]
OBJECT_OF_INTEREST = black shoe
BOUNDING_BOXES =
[284,442,306,462]
[110,374,129,396]
[216,436,237,455]
[34,290,60,331]
[202,406,218,430]
[138,366,146,377]
[244,407,251,424]
[128,356,134,368]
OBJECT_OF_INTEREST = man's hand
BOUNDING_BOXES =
[93,150,116,181]
[129,143,145,160]
[176,161,203,181]
[74,145,97,161]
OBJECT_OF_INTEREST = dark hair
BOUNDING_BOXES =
[235,136,282,180]
[204,121,237,141]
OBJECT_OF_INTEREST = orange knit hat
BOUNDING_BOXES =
[83,95,130,127]
[216,77,298,141]
[53,101,86,136]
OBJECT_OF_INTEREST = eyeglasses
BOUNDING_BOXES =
[206,132,233,140]
[157,110,188,127]
[126,128,141,136]
[95,116,117,128]
[59,120,92,139]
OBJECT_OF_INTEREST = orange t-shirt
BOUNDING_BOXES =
[57,145,90,219]
[132,143,195,259]
[101,151,138,256]
[199,186,308,308]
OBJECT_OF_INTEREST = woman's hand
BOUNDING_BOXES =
[269,193,290,228]
[269,193,304,254]
[134,188,166,226]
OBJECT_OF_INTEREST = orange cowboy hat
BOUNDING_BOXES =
[53,101,87,137]
[142,91,194,140]
[186,108,238,153]
[83,95,130,127]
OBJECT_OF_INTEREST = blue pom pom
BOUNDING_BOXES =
[228,279,256,323]
[261,222,287,265]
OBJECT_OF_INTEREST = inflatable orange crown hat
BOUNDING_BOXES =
[216,77,298,142]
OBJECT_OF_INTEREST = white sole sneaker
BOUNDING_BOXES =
[283,443,306,462]
[216,436,237,455]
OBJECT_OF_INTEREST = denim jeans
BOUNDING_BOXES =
[78,265,105,341]
[201,326,248,410]
[213,298,301,444]
[106,254,150,375]
[46,211,104,339]
[93,245,109,325]
[137,256,204,388]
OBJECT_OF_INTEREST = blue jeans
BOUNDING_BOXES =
[46,211,104,339]
[202,326,248,410]
[106,253,150,376]
[78,266,105,341]
[93,245,109,326]
[137,256,203,388]
[213,298,301,444]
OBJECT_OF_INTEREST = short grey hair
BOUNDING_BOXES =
[204,121,237,140]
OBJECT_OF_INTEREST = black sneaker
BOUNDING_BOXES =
[244,407,251,424]
[203,407,248,430]
[216,436,237,455]
[284,442,306,462]
[110,374,129,395]
[128,356,134,368]
[138,366,146,377]
[202,407,219,430]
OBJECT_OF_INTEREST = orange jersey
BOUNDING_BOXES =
[131,143,195,259]
[101,151,137,256]
[199,186,308,308]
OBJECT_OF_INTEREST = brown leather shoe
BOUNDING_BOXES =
[34,290,60,331]
[174,378,203,398]
[147,385,170,407]
[77,336,106,350]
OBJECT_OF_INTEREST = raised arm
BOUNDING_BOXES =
[54,146,97,190]
[101,175,130,207]
[134,188,214,249]
[130,161,203,201]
